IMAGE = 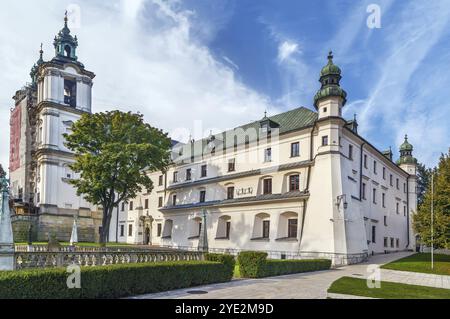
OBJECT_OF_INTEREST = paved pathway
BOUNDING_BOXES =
[131,251,450,299]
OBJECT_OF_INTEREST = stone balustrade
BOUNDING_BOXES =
[14,251,204,270]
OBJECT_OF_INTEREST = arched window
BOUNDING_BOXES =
[162,219,173,239]
[277,212,299,240]
[216,215,231,239]
[64,45,71,57]
[252,213,271,239]
[188,217,202,239]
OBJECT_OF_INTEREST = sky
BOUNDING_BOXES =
[0,0,449,171]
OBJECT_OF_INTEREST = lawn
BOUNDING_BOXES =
[328,276,450,299]
[381,253,450,276]
[233,264,241,278]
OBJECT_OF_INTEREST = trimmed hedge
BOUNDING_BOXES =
[205,253,236,279]
[0,260,233,299]
[262,259,332,277]
[237,251,331,278]
[237,251,268,278]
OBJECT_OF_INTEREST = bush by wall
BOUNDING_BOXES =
[237,251,268,278]
[0,260,232,299]
[237,251,331,278]
[205,253,235,279]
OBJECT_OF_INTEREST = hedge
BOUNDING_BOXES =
[237,251,331,278]
[0,260,234,299]
[205,253,235,278]
[237,251,268,278]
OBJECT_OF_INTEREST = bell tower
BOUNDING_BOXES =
[53,12,78,61]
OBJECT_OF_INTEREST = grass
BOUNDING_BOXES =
[233,264,241,278]
[381,253,450,276]
[328,276,450,299]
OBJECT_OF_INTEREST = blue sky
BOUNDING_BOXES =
[0,0,449,170]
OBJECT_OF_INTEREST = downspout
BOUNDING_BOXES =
[406,176,410,249]
[359,143,366,200]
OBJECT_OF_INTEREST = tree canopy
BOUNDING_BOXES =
[64,111,172,243]
[413,149,450,250]
[0,164,5,179]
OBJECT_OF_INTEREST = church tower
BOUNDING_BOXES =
[397,135,418,250]
[9,14,101,242]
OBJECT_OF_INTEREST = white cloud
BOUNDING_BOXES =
[0,0,274,171]
[277,41,299,63]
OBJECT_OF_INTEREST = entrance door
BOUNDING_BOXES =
[144,227,151,245]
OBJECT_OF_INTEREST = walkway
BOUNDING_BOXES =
[131,251,450,299]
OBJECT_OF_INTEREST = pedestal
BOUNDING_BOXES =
[0,244,14,271]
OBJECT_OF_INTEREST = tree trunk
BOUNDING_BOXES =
[99,205,114,246]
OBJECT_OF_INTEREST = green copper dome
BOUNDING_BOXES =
[400,135,413,151]
[320,52,342,77]
[396,135,417,165]
[314,51,347,108]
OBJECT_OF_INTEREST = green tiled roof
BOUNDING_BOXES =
[173,107,318,161]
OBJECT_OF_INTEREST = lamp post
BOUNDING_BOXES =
[431,173,434,270]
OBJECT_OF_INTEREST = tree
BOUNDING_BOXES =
[0,164,6,179]
[416,162,432,206]
[413,149,450,250]
[64,111,172,244]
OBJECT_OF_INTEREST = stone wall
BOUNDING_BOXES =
[11,215,38,243]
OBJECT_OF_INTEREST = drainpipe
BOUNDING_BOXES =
[406,176,410,249]
[359,143,366,200]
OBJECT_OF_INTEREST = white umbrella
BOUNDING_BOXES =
[70,217,78,246]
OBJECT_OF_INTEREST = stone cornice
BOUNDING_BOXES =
[36,101,89,116]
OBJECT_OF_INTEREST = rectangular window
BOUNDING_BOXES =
[128,224,133,237]
[186,168,192,181]
[199,190,206,203]
[362,183,366,200]
[228,159,236,172]
[173,171,178,183]
[198,222,202,236]
[372,226,376,243]
[262,220,270,239]
[383,167,386,180]
[322,135,328,146]
[227,186,235,200]
[201,165,207,178]
[384,216,388,226]
[373,188,377,204]
[121,202,125,212]
[291,142,300,157]
[144,199,149,209]
[390,238,394,248]
[264,148,272,162]
[157,223,162,237]
[159,175,163,186]
[390,174,393,186]
[120,225,124,237]
[396,239,400,248]
[403,183,406,193]
[364,155,368,169]
[226,221,231,239]
[289,175,300,192]
[404,205,407,217]
[373,161,377,174]
[396,178,399,189]
[384,237,388,248]
[158,197,163,208]
[396,203,399,214]
[382,193,386,208]
[129,201,133,211]
[172,195,177,206]
[288,219,298,238]
[245,136,250,150]
[348,144,353,160]
[263,178,272,195]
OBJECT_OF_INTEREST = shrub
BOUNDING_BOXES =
[205,253,235,279]
[237,251,268,278]
[0,260,232,299]
[261,259,332,277]
[237,251,331,278]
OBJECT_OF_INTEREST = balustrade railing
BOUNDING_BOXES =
[14,250,204,270]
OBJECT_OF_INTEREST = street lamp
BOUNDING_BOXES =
[336,194,348,210]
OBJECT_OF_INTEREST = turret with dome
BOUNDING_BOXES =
[397,135,417,165]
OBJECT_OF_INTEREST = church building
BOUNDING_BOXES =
[9,14,101,242]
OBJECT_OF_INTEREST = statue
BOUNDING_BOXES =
[0,177,14,271]
[70,216,78,247]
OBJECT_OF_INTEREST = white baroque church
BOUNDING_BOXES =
[9,16,418,264]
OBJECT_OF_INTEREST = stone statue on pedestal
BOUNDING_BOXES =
[0,177,14,271]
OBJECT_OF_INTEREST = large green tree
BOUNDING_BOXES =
[413,149,450,249]
[64,111,172,244]
[0,164,6,179]
[416,162,432,206]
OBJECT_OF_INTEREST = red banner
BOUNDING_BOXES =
[9,105,21,172]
